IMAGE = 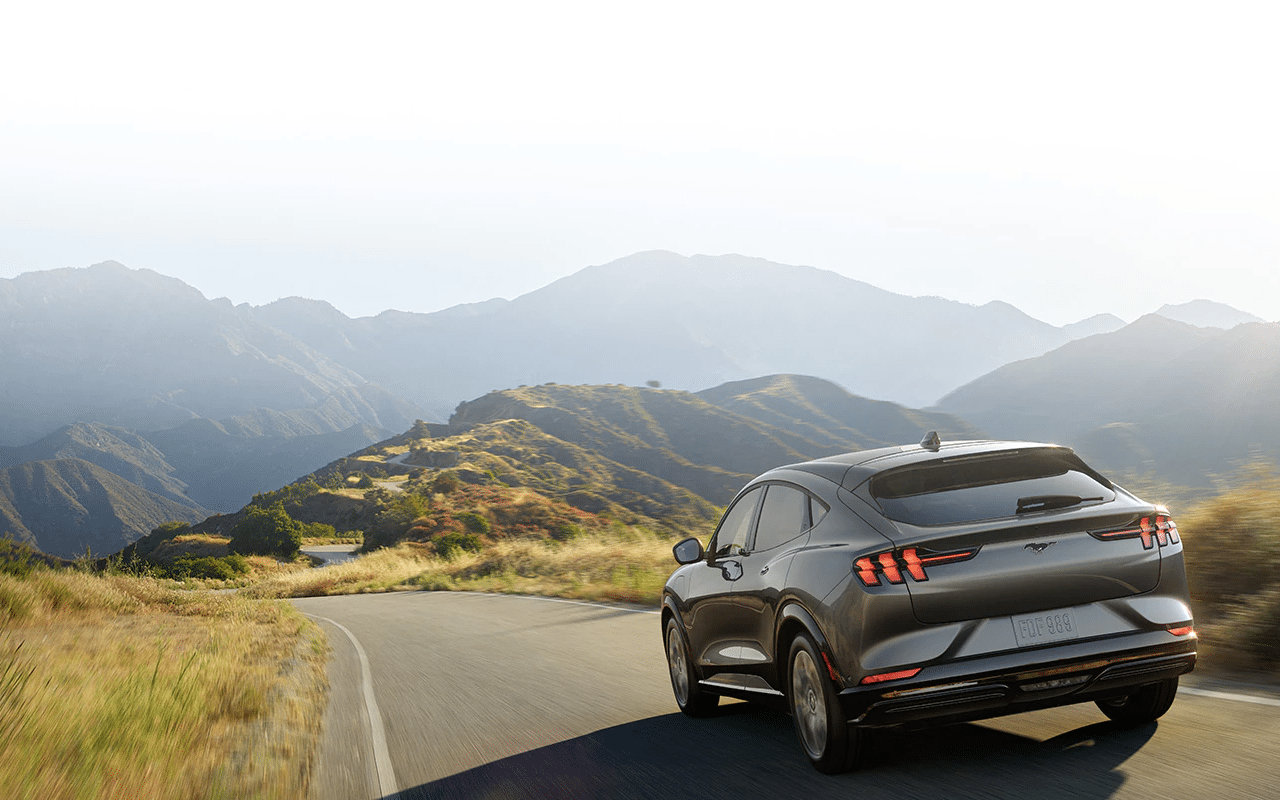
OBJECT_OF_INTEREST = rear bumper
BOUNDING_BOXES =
[840,632,1197,727]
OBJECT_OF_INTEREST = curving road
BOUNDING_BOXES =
[294,591,1280,800]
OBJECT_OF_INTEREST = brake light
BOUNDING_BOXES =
[1166,625,1195,637]
[860,667,921,685]
[878,552,903,583]
[1091,511,1180,550]
[854,546,979,586]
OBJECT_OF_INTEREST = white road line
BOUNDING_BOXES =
[307,614,400,800]
[1180,686,1280,708]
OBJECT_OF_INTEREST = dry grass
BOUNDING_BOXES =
[0,569,327,800]
[243,544,438,598]
[245,530,680,605]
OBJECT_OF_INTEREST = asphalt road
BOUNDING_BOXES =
[294,591,1280,800]
[302,544,360,567]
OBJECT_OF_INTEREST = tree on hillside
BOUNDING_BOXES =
[646,380,662,389]
[228,502,302,558]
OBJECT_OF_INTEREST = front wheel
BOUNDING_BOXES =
[665,618,718,717]
[789,633,861,773]
[1095,677,1179,725]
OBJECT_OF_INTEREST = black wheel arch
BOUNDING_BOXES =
[775,601,843,689]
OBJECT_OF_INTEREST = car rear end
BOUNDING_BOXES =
[825,443,1196,727]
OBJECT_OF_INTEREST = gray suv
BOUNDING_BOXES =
[661,436,1196,773]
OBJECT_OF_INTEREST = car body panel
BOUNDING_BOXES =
[662,438,1196,738]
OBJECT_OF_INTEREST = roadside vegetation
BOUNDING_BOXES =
[245,527,679,604]
[1178,464,1280,674]
[0,554,325,800]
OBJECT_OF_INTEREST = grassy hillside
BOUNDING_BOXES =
[119,378,976,563]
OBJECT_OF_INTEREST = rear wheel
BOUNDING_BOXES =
[1095,677,1179,725]
[788,633,861,774]
[665,618,718,717]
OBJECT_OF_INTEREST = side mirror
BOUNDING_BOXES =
[672,537,704,565]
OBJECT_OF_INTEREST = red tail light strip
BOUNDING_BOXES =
[1166,625,1195,637]
[1091,514,1180,550]
[877,552,903,584]
[854,546,979,587]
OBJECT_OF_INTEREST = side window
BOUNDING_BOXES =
[809,494,829,528]
[713,488,762,557]
[754,484,810,552]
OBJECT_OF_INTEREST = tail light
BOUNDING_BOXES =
[1166,625,1195,637]
[854,546,979,587]
[1091,509,1180,550]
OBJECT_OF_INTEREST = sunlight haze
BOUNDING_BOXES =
[3,0,1278,325]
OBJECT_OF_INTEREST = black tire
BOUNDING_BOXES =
[1095,677,1179,725]
[665,618,719,717]
[788,633,861,774]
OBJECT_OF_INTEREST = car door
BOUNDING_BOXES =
[731,483,817,675]
[683,487,764,673]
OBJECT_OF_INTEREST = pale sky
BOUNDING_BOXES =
[3,1,1279,325]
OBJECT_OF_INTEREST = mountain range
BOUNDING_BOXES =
[1,252,1274,555]
[249,250,1125,417]
[935,314,1280,488]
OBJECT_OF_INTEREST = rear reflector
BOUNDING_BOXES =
[1166,625,1194,637]
[822,652,841,682]
[861,667,922,685]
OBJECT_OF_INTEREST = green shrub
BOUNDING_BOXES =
[550,522,583,542]
[431,471,461,495]
[164,555,251,581]
[250,479,324,509]
[300,522,338,539]
[0,540,40,579]
[434,532,482,561]
[455,511,491,535]
[228,503,302,558]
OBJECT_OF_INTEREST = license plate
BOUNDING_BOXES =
[1011,609,1080,647]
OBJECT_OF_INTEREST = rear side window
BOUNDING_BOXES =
[754,485,809,552]
[870,449,1115,526]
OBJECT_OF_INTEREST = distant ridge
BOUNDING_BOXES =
[250,250,1087,413]
[935,315,1280,489]
[1155,299,1264,329]
[0,459,208,558]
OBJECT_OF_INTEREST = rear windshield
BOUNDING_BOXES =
[870,448,1115,526]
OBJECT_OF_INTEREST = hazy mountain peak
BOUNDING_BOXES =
[1061,313,1126,340]
[1155,299,1264,329]
[259,295,351,321]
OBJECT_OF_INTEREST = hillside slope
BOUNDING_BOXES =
[308,377,980,534]
[935,316,1280,486]
[0,459,208,558]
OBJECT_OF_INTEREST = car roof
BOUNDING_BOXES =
[763,439,1074,490]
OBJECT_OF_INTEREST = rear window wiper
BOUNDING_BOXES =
[1015,494,1103,514]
